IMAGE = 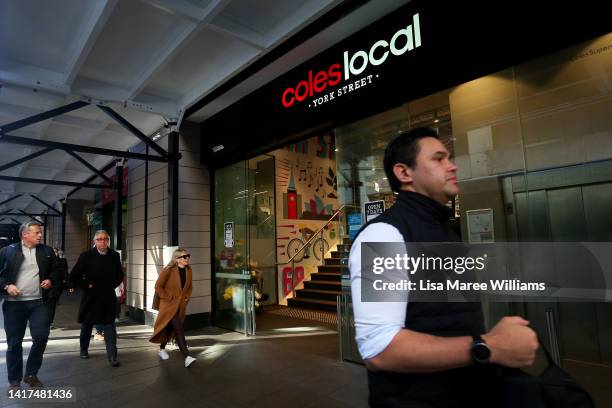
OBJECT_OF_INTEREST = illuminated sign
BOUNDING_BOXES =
[281,13,422,109]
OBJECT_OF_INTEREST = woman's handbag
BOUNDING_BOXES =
[498,341,595,408]
[152,292,160,311]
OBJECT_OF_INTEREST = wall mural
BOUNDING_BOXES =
[273,131,339,304]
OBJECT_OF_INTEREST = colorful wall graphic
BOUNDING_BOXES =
[272,131,340,304]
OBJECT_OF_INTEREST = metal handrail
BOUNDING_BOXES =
[276,204,360,266]
[276,203,360,301]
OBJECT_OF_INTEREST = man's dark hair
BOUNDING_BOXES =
[383,126,439,192]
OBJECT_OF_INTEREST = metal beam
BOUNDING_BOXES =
[0,134,168,162]
[1,212,60,217]
[139,0,212,23]
[0,66,70,96]
[66,150,114,185]
[29,195,62,215]
[127,0,231,99]
[208,15,267,50]
[0,194,22,206]
[64,0,119,85]
[0,209,13,216]
[0,175,107,189]
[97,105,168,157]
[67,160,115,197]
[19,210,44,226]
[0,101,89,134]
[0,148,55,173]
[10,218,23,226]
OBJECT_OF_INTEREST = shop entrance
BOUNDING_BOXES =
[214,154,277,334]
[213,133,344,334]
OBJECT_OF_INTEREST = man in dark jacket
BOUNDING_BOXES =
[69,230,123,367]
[349,127,539,407]
[0,222,60,389]
[46,247,68,329]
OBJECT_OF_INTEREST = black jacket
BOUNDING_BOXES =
[48,257,69,299]
[70,248,124,324]
[0,242,60,301]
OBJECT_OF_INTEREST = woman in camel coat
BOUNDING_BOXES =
[149,247,196,367]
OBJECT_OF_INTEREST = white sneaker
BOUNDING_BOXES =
[159,349,169,360]
[184,356,196,368]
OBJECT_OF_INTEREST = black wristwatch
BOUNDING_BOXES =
[471,334,491,364]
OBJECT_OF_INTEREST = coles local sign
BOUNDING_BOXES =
[281,13,422,109]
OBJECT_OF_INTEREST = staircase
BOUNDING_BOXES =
[287,238,352,311]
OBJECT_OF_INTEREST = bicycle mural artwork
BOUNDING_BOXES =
[285,227,330,263]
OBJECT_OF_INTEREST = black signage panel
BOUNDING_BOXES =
[199,0,610,168]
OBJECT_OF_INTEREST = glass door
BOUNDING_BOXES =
[246,155,277,308]
[214,155,276,334]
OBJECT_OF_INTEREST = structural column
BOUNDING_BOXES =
[114,159,124,253]
[43,213,48,245]
[167,131,179,246]
[60,200,66,251]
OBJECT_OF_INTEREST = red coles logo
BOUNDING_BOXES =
[281,63,342,108]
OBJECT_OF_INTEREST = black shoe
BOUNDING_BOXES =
[109,358,120,367]
[80,350,89,359]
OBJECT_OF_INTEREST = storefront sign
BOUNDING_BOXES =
[364,200,385,222]
[101,167,129,205]
[281,13,421,109]
[199,0,611,169]
[224,222,234,248]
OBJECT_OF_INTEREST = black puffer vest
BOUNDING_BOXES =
[355,191,494,407]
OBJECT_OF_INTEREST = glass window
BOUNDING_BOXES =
[337,32,612,396]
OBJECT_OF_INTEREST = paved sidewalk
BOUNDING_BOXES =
[0,294,369,408]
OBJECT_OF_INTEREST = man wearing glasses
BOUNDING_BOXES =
[69,230,124,367]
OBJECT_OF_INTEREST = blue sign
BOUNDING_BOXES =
[348,213,362,241]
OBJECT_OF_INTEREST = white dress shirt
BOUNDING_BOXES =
[348,222,408,360]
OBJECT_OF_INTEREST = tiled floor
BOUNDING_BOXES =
[0,294,369,408]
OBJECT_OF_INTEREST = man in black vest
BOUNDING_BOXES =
[348,127,538,407]
[0,222,60,390]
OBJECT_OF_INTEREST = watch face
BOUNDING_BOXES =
[472,343,490,363]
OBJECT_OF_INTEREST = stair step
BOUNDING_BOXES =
[311,273,342,281]
[336,244,351,252]
[325,258,347,266]
[304,280,341,290]
[318,265,348,273]
[330,251,349,259]
[295,288,340,301]
[342,238,352,245]
[287,297,337,311]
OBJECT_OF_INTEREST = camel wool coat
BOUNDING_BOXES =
[149,265,192,344]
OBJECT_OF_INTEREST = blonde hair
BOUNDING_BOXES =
[165,247,188,268]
